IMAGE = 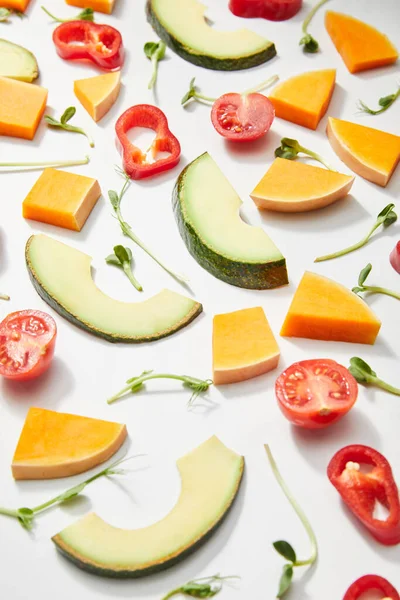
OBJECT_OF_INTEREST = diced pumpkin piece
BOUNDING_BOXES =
[0,76,47,140]
[1,0,31,11]
[12,407,127,480]
[213,307,280,385]
[327,117,400,187]
[269,69,336,130]
[23,168,101,232]
[281,271,381,345]
[251,158,354,212]
[65,0,116,14]
[325,11,398,74]
[74,71,121,122]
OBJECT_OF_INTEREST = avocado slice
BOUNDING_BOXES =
[146,0,276,70]
[26,234,202,343]
[52,436,244,577]
[173,153,288,289]
[0,39,39,82]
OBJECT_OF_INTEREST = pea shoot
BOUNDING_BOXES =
[144,40,166,90]
[181,75,279,107]
[0,7,25,22]
[0,292,9,301]
[352,263,400,301]
[41,6,94,22]
[45,106,94,147]
[162,574,240,599]
[0,156,89,171]
[299,0,330,53]
[106,245,143,292]
[349,357,400,397]
[358,85,400,115]
[275,137,336,171]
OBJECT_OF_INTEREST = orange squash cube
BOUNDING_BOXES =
[65,0,116,14]
[1,0,31,11]
[0,77,47,140]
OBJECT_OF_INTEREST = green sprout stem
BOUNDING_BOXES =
[300,0,330,52]
[181,75,279,106]
[144,41,167,90]
[349,357,400,396]
[0,293,10,301]
[352,263,400,301]
[162,574,240,599]
[358,86,400,115]
[302,0,329,35]
[106,245,143,292]
[0,156,89,170]
[41,6,94,22]
[275,138,335,171]
[45,107,94,147]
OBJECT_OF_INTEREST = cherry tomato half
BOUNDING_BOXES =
[0,310,57,381]
[275,359,358,429]
[211,93,275,142]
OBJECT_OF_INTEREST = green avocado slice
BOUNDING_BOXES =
[0,39,39,82]
[52,436,244,577]
[173,153,288,289]
[146,0,276,70]
[26,234,202,343]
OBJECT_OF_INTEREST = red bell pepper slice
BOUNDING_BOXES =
[343,575,399,600]
[115,105,181,180]
[229,0,302,21]
[53,21,124,70]
[327,445,400,545]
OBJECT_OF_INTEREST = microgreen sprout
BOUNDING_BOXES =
[0,455,138,530]
[45,106,94,147]
[357,85,400,115]
[109,169,188,284]
[107,370,213,408]
[275,137,336,171]
[265,445,318,598]
[106,245,143,292]
[349,357,400,397]
[162,574,240,599]
[352,263,400,301]
[41,6,94,22]
[315,203,397,262]
[0,291,10,300]
[144,40,166,90]
[299,0,330,53]
[181,75,279,107]
[0,156,90,171]
[0,7,25,22]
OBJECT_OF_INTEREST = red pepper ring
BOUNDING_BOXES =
[343,575,399,600]
[327,444,400,546]
[53,21,124,71]
[115,105,181,180]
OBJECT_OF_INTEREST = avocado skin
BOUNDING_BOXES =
[173,156,289,290]
[146,0,276,71]
[25,236,202,344]
[52,458,244,578]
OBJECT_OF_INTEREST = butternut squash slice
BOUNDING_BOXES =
[12,407,127,480]
[0,76,47,140]
[65,0,116,14]
[251,158,354,212]
[268,69,336,130]
[1,0,31,11]
[74,71,121,122]
[213,307,280,385]
[327,117,400,187]
[325,11,398,74]
[281,271,381,345]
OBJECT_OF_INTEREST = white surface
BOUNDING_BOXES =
[0,0,399,598]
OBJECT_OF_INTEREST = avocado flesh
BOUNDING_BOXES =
[0,39,38,82]
[147,0,275,69]
[53,436,244,576]
[26,234,202,343]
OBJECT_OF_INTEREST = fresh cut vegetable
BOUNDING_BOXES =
[327,445,400,545]
[229,0,302,21]
[211,92,275,142]
[106,245,142,292]
[162,575,240,599]
[65,0,116,15]
[299,0,329,52]
[52,437,244,577]
[0,310,56,381]
[353,263,400,302]
[265,445,318,598]
[343,575,399,600]
[115,105,181,179]
[0,39,38,82]
[45,106,94,147]
[0,76,47,140]
[0,0,31,12]
[390,241,400,274]
[74,71,121,122]
[52,21,124,70]
[349,357,400,398]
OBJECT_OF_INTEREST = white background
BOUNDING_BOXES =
[0,0,399,598]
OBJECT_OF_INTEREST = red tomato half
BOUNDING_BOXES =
[211,93,275,142]
[275,359,358,429]
[0,310,57,381]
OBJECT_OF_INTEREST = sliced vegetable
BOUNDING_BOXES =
[229,0,302,21]
[343,575,399,600]
[299,0,329,52]
[265,445,318,598]
[0,310,56,381]
[52,21,124,70]
[106,245,142,292]
[144,40,166,89]
[353,263,400,301]
[0,39,38,82]
[107,370,213,406]
[276,359,358,429]
[275,137,335,171]
[315,204,397,262]
[0,76,47,140]
[327,445,400,545]
[41,6,94,22]
[162,574,239,599]
[45,106,94,147]
[115,105,181,179]
[358,85,400,116]
[390,241,400,274]
[349,357,400,398]
[74,71,121,122]
[211,92,275,142]
[66,0,116,15]
[0,0,30,13]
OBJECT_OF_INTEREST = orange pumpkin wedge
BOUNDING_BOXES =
[74,71,121,122]
[269,69,336,130]
[12,407,127,480]
[250,158,354,212]
[65,0,116,14]
[0,76,47,140]
[1,0,31,10]
[327,117,400,187]
[281,271,381,345]
[325,11,398,74]
[213,307,280,385]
